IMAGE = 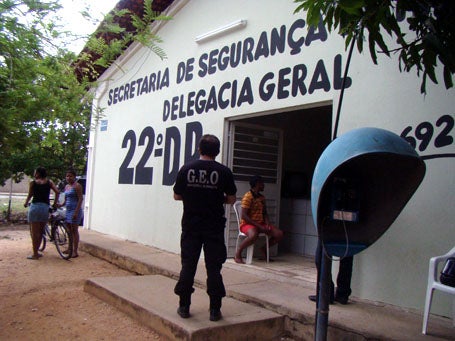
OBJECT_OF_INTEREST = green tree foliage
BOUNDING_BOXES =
[77,0,170,81]
[294,0,455,93]
[0,0,169,185]
[0,0,76,184]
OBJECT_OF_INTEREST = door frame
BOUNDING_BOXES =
[223,120,283,257]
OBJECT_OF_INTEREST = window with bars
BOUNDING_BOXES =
[231,125,280,183]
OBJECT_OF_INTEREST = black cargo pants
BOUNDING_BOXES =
[174,228,227,309]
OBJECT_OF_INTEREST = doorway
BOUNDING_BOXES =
[225,104,332,258]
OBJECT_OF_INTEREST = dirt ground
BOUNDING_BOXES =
[0,224,164,340]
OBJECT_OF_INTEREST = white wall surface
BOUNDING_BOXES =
[331,43,455,316]
[87,0,455,316]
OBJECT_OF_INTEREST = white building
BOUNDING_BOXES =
[83,0,455,318]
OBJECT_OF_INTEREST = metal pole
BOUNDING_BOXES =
[315,251,332,341]
[7,178,13,221]
[332,30,357,141]
[313,242,321,336]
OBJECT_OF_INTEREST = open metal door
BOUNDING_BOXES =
[225,122,283,257]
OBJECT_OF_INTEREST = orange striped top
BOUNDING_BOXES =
[240,190,265,225]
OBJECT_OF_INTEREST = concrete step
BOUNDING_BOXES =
[84,274,285,340]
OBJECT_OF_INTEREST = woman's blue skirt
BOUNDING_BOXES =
[28,202,49,223]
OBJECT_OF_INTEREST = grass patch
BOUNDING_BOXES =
[0,197,27,214]
[1,197,28,222]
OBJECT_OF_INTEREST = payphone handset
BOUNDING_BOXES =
[330,177,360,223]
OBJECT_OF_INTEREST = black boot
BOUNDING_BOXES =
[209,308,222,321]
[209,296,222,321]
[308,294,334,304]
[177,295,191,318]
[177,306,190,318]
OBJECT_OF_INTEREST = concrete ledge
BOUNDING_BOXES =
[85,275,284,340]
[80,229,455,340]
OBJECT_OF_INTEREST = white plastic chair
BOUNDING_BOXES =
[422,245,455,334]
[233,201,269,264]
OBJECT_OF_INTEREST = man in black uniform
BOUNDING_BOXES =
[173,134,237,321]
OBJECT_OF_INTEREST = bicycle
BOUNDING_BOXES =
[31,207,73,260]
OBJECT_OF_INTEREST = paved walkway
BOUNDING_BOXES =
[79,229,454,340]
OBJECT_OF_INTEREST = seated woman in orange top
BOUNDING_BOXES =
[234,175,284,264]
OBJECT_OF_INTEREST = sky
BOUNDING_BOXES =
[56,0,120,53]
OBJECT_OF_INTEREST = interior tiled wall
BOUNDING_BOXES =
[280,198,317,257]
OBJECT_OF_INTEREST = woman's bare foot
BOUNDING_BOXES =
[234,255,245,264]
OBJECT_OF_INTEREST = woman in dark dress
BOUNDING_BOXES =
[24,167,60,259]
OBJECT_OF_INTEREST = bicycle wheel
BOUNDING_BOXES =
[39,227,48,251]
[30,225,47,252]
[52,221,73,260]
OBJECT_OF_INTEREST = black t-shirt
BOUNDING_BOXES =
[173,159,237,230]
